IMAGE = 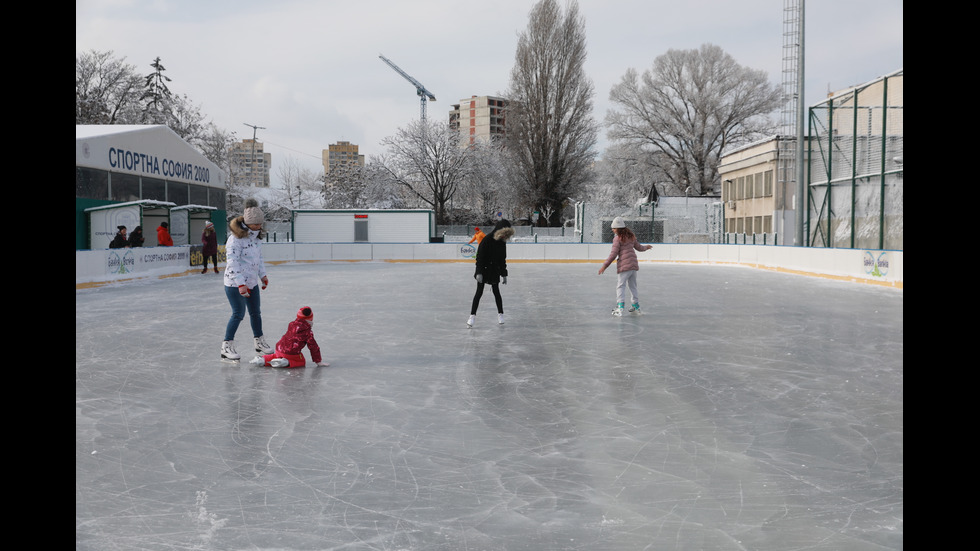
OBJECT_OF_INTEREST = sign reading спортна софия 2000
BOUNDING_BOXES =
[108,146,212,184]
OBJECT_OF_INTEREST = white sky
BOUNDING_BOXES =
[76,0,903,186]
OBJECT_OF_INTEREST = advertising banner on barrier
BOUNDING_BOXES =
[102,246,190,279]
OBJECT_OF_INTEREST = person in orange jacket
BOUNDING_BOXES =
[157,221,174,246]
[468,226,486,245]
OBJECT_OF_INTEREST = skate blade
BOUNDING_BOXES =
[220,357,241,364]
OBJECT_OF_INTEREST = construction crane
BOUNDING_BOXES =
[379,54,436,121]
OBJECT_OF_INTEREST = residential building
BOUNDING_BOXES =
[230,139,271,188]
[449,95,508,147]
[323,141,365,174]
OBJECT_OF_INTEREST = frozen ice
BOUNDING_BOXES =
[76,261,903,550]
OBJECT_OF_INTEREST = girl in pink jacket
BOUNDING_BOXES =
[598,217,653,316]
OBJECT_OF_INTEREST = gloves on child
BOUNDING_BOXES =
[238,285,250,297]
[261,276,269,290]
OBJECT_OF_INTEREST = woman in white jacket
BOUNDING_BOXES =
[221,199,274,362]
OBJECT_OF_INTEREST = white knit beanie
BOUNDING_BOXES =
[243,198,265,225]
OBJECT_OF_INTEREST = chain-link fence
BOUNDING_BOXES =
[807,69,903,250]
[439,198,725,244]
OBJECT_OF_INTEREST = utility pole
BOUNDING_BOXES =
[243,123,266,187]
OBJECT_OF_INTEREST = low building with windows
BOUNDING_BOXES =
[75,125,228,250]
[719,135,804,244]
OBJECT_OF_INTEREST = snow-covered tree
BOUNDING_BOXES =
[377,119,469,224]
[607,43,782,196]
[587,142,668,208]
[76,50,144,124]
[141,56,173,125]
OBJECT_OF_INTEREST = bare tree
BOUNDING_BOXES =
[323,163,366,209]
[324,162,405,210]
[77,50,213,150]
[588,142,667,207]
[197,124,237,173]
[506,0,598,227]
[607,43,782,196]
[76,50,144,124]
[377,119,469,224]
[270,156,324,215]
[455,139,515,223]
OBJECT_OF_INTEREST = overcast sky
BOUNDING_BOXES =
[76,0,903,184]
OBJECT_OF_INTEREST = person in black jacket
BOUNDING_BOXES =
[109,226,128,249]
[128,226,145,247]
[467,219,515,328]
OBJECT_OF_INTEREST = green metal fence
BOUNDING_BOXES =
[807,69,903,250]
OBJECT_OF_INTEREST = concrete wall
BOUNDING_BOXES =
[76,242,903,289]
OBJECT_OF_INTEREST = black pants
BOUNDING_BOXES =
[203,253,218,268]
[470,282,503,315]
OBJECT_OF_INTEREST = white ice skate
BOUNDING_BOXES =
[269,358,290,368]
[248,356,265,366]
[629,303,643,315]
[221,341,241,363]
[498,313,505,325]
[254,336,273,354]
[467,315,476,328]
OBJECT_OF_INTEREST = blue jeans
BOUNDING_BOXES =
[224,285,264,342]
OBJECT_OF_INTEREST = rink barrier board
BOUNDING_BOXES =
[76,243,903,289]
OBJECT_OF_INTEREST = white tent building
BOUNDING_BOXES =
[75,125,227,250]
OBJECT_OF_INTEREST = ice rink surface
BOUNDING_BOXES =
[76,261,903,551]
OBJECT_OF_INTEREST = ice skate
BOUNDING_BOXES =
[612,302,624,317]
[254,336,273,354]
[269,358,290,368]
[467,315,476,328]
[630,303,643,315]
[498,313,505,325]
[248,356,265,366]
[221,341,241,363]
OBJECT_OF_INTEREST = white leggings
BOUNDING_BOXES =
[616,270,639,305]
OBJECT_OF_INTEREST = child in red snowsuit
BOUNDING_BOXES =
[249,306,328,368]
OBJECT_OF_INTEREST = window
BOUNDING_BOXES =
[168,179,189,205]
[189,183,208,206]
[142,177,166,202]
[76,167,109,200]
[113,173,141,202]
